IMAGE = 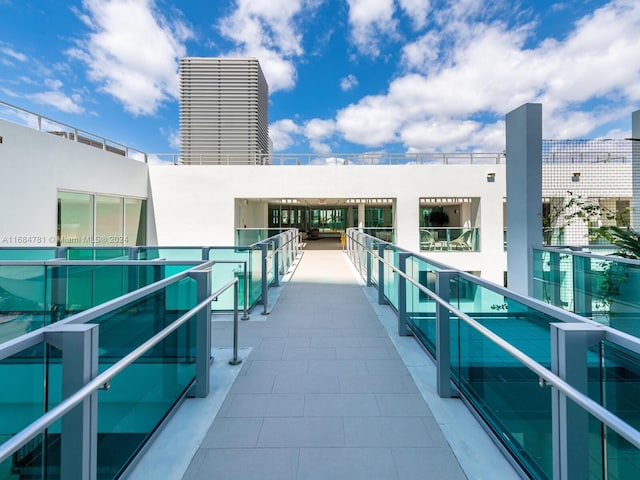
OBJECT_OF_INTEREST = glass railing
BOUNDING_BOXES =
[361,228,394,243]
[0,266,206,480]
[236,228,287,246]
[347,229,640,480]
[419,227,480,252]
[0,231,300,339]
[0,261,199,345]
[533,247,640,337]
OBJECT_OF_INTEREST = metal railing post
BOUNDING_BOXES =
[398,252,410,336]
[241,260,250,321]
[550,323,604,480]
[378,242,386,305]
[260,243,269,315]
[229,280,242,365]
[191,269,212,398]
[436,270,457,398]
[273,238,280,287]
[366,247,372,286]
[46,324,99,480]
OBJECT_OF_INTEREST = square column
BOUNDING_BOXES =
[506,103,543,295]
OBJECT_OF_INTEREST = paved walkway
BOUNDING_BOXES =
[182,249,468,480]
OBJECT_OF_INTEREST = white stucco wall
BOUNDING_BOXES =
[0,119,149,246]
[148,163,508,283]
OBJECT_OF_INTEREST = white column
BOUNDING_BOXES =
[358,203,365,228]
[506,103,543,295]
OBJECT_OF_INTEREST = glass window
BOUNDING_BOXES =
[95,195,124,245]
[57,192,94,246]
[125,198,147,246]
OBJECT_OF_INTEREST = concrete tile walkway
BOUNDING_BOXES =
[182,250,468,480]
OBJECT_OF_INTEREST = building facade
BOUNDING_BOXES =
[179,57,269,165]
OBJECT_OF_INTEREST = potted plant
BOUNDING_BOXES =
[428,208,449,227]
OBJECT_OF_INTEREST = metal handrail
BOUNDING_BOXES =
[0,277,237,464]
[537,245,640,266]
[347,231,640,450]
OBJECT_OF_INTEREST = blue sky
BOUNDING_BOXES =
[0,0,638,156]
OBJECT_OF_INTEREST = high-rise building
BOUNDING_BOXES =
[179,57,270,164]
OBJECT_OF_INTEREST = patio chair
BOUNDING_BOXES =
[450,229,474,250]
[420,230,438,250]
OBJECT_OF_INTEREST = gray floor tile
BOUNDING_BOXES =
[181,450,207,480]
[199,417,263,448]
[257,417,345,447]
[247,346,283,360]
[303,393,380,416]
[336,346,401,360]
[310,336,361,347]
[334,327,387,337]
[307,359,368,376]
[260,336,311,348]
[272,374,339,393]
[289,328,335,337]
[298,448,397,480]
[229,374,275,393]
[339,374,419,393]
[282,346,337,360]
[344,417,437,447]
[188,448,299,480]
[375,393,433,416]
[222,393,304,417]
[365,359,411,375]
[243,359,309,376]
[392,447,467,480]
[358,336,395,347]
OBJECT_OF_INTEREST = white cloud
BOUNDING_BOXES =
[28,90,84,114]
[68,0,193,115]
[270,118,302,150]
[218,0,320,92]
[346,0,397,56]
[0,46,27,62]
[334,0,640,151]
[398,0,431,30]
[340,74,358,91]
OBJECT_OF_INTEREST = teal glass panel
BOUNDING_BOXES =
[599,340,640,479]
[236,229,277,245]
[51,264,194,319]
[248,247,262,307]
[455,312,553,479]
[92,283,197,478]
[449,276,564,479]
[404,257,439,356]
[124,198,147,246]
[0,343,47,480]
[207,248,254,311]
[0,249,57,260]
[383,246,398,309]
[66,248,129,260]
[58,191,93,246]
[95,316,197,479]
[137,248,203,279]
[0,265,49,343]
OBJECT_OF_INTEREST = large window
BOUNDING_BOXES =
[57,191,147,246]
[57,191,94,246]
